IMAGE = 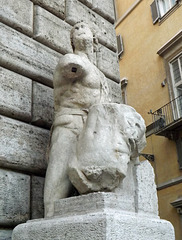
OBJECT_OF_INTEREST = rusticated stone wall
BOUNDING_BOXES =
[0,0,121,238]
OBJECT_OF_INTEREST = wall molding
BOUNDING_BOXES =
[157,175,182,190]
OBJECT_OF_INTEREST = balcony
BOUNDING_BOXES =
[152,95,182,139]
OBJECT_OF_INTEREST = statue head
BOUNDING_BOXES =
[70,22,98,53]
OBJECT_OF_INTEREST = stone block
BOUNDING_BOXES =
[31,176,45,219]
[54,192,134,217]
[12,193,175,240]
[0,23,61,87]
[106,78,123,103]
[32,82,54,128]
[135,160,159,217]
[92,0,115,23]
[0,67,32,122]
[0,0,33,36]
[97,44,120,82]
[0,115,49,174]
[65,0,117,52]
[0,169,30,226]
[34,6,72,54]
[31,0,65,19]
[0,229,13,240]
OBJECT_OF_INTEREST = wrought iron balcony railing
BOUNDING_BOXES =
[152,95,182,136]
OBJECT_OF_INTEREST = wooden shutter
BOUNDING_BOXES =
[117,35,124,59]
[150,0,160,24]
[176,138,182,169]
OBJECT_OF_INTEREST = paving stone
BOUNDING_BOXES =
[106,78,122,104]
[92,0,115,23]
[31,176,45,219]
[97,44,120,83]
[32,82,54,129]
[31,0,65,19]
[0,229,13,240]
[0,22,61,87]
[0,0,33,36]
[0,67,32,122]
[65,0,117,52]
[0,169,30,226]
[0,115,49,174]
[34,6,72,54]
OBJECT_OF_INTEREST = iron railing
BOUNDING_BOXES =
[152,95,182,133]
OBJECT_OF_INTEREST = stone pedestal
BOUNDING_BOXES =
[12,161,175,240]
[12,192,175,240]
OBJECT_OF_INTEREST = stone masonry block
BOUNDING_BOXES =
[106,78,123,104]
[92,0,115,23]
[31,0,65,19]
[32,82,54,129]
[31,176,45,219]
[97,44,120,83]
[0,23,61,87]
[34,6,72,54]
[135,161,159,217]
[0,229,13,240]
[0,115,49,174]
[0,169,30,226]
[0,67,32,122]
[0,0,33,36]
[12,193,175,240]
[65,0,117,52]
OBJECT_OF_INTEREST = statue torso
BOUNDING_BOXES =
[54,54,108,112]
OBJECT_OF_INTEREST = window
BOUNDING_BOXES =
[170,54,182,97]
[151,0,179,24]
[156,30,182,131]
[158,0,176,16]
[170,54,182,117]
[157,30,182,101]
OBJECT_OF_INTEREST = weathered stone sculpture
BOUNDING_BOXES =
[68,103,146,194]
[44,22,109,217]
[44,22,146,218]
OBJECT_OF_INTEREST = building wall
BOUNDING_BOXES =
[0,0,121,239]
[115,0,182,239]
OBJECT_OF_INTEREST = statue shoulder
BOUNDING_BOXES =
[58,53,83,66]
[53,53,87,85]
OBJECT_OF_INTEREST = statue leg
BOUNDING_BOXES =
[44,126,78,217]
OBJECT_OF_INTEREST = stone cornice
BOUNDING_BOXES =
[157,30,182,56]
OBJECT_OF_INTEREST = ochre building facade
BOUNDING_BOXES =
[115,0,182,239]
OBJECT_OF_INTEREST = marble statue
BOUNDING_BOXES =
[44,22,146,218]
[44,22,109,217]
[68,103,146,194]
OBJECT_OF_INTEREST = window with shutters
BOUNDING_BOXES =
[150,0,179,24]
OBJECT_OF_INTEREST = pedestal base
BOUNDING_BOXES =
[12,193,175,240]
